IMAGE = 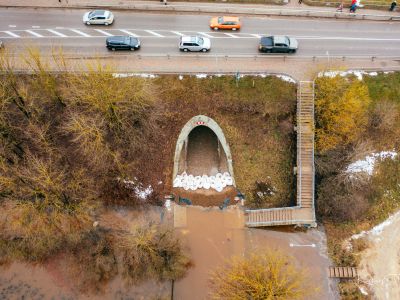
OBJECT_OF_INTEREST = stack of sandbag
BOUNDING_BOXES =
[173,172,233,192]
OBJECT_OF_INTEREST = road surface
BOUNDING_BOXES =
[1,8,399,57]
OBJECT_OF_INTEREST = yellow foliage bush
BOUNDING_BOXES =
[315,77,371,153]
[209,251,316,300]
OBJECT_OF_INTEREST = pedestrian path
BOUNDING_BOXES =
[1,0,399,22]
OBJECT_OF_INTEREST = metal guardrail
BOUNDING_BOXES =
[311,81,316,222]
[16,53,400,61]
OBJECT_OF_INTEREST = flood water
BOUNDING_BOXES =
[0,205,338,299]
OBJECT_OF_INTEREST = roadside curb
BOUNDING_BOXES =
[2,4,399,21]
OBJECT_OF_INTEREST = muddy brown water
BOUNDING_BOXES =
[0,205,337,299]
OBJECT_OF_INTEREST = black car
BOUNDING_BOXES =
[106,36,141,51]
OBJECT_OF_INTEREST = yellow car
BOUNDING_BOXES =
[209,16,241,31]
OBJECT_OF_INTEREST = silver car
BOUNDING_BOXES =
[179,36,211,52]
[83,10,114,26]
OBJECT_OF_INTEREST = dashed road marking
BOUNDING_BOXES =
[32,26,40,29]
[94,29,113,36]
[8,25,16,28]
[198,32,213,38]
[26,30,43,38]
[251,34,262,38]
[4,31,20,37]
[69,29,91,37]
[46,29,67,37]
[119,29,138,37]
[145,30,164,37]
[171,31,184,36]
[224,33,239,38]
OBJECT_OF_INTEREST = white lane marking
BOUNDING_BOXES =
[251,34,262,38]
[198,32,213,38]
[4,31,20,37]
[8,25,16,28]
[69,29,91,37]
[145,30,164,37]
[289,243,316,248]
[94,29,113,36]
[47,29,67,37]
[32,26,40,29]
[56,27,64,29]
[171,31,184,36]
[224,33,239,38]
[26,30,43,38]
[119,29,138,37]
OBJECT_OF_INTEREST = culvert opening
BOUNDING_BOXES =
[186,126,227,176]
[172,116,238,207]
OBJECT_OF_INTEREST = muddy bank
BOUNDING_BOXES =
[357,210,400,299]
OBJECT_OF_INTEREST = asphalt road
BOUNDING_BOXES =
[1,7,400,57]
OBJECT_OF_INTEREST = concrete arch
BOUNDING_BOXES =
[173,115,235,186]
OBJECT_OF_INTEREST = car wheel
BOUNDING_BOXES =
[130,47,135,51]
[213,27,218,31]
[111,48,116,51]
[104,22,109,26]
[183,48,188,52]
[232,28,237,31]
[201,48,207,52]
[86,21,91,25]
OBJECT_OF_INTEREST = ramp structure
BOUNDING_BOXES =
[245,81,316,227]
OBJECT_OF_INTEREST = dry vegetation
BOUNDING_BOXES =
[0,51,296,290]
[315,73,400,299]
[209,251,316,300]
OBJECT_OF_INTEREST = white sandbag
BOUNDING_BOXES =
[216,173,223,179]
[203,180,211,189]
[173,177,182,188]
[223,172,230,178]
[226,176,233,186]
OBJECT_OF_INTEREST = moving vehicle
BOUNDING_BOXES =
[106,36,141,51]
[209,16,241,31]
[83,10,114,25]
[179,36,211,52]
[258,36,298,53]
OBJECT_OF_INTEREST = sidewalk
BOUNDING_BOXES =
[2,0,399,21]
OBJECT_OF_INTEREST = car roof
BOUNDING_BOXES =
[107,36,130,42]
[89,10,108,17]
[221,16,240,22]
[181,36,201,42]
[274,36,289,44]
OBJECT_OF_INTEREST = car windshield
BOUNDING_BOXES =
[218,17,223,24]
[197,37,204,45]
[285,37,290,45]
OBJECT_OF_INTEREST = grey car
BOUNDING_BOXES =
[179,36,211,52]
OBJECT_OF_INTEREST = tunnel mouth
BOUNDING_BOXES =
[172,116,236,206]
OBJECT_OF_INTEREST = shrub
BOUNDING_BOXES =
[315,77,371,153]
[117,221,191,283]
[209,251,315,300]
[317,175,370,222]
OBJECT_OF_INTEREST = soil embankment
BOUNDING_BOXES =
[358,210,400,299]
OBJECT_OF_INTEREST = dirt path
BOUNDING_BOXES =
[357,210,400,299]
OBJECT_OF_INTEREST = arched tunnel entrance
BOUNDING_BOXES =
[172,116,237,206]
[186,126,228,176]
